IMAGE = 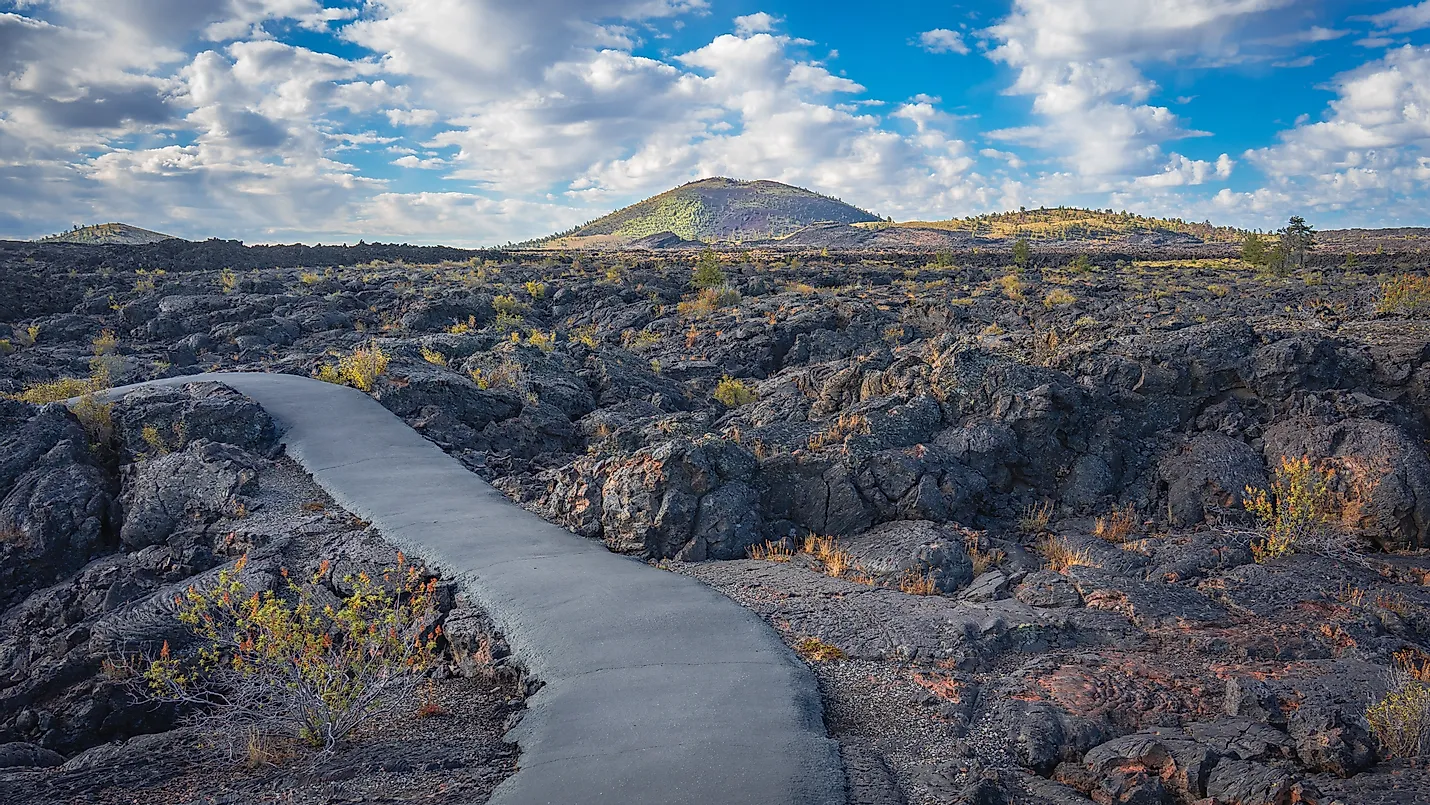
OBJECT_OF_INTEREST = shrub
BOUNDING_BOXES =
[1366,651,1430,760]
[70,394,113,446]
[524,281,546,300]
[1012,238,1031,268]
[447,315,478,335]
[713,375,756,408]
[142,553,439,753]
[141,424,180,456]
[316,342,390,392]
[0,339,11,355]
[1243,455,1344,562]
[491,295,526,316]
[420,346,448,367]
[525,329,555,352]
[219,268,238,294]
[998,273,1024,302]
[299,271,322,285]
[492,311,525,332]
[693,249,726,288]
[571,325,600,348]
[1378,275,1430,315]
[88,329,123,386]
[1068,254,1092,273]
[9,376,101,404]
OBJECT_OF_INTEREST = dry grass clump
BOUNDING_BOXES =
[800,535,872,583]
[807,412,871,450]
[1366,649,1430,760]
[1018,501,1054,534]
[748,541,795,562]
[677,286,741,317]
[794,637,846,663]
[1094,505,1138,543]
[1036,535,1094,573]
[898,569,940,596]
[447,315,478,335]
[969,545,1006,576]
[1043,289,1077,308]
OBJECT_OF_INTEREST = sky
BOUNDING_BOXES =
[2,1,1429,246]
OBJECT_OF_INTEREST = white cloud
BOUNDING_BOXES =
[983,0,1292,185]
[917,28,969,55]
[1246,45,1430,211]
[1359,2,1430,34]
[733,12,780,36]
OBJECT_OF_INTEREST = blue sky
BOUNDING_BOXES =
[2,1,1429,245]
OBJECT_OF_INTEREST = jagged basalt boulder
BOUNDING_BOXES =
[111,382,279,462]
[0,410,115,611]
[118,439,261,550]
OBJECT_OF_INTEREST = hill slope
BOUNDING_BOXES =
[538,178,881,247]
[861,207,1244,244]
[39,223,179,245]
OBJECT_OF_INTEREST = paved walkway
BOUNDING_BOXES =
[104,373,845,805]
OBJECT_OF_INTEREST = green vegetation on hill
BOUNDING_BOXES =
[39,223,178,245]
[533,178,880,247]
[864,207,1245,244]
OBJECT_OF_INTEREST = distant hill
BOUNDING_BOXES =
[533,178,881,248]
[861,207,1245,244]
[39,223,179,245]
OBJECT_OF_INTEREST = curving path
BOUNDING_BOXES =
[102,373,845,805]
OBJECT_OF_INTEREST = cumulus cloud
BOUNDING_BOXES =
[733,12,780,35]
[0,0,1421,242]
[983,0,1292,186]
[916,29,969,55]
[1244,44,1430,214]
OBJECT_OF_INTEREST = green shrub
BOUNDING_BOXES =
[492,294,526,316]
[714,375,756,408]
[142,553,439,752]
[1378,275,1430,315]
[315,342,390,392]
[1366,652,1430,760]
[693,249,726,289]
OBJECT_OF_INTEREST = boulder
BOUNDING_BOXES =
[111,382,278,461]
[0,435,114,610]
[1263,416,1430,551]
[118,440,261,550]
[1157,432,1267,528]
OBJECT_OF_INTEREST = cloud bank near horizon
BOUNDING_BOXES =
[2,0,1428,245]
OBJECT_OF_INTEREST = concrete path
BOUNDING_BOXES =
[102,373,845,805]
